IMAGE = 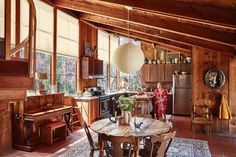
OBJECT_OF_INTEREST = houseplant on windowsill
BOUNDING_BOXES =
[117,96,135,124]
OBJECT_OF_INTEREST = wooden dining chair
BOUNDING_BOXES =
[83,121,110,157]
[133,100,152,118]
[191,105,213,136]
[149,131,176,157]
[141,131,176,157]
[100,134,134,157]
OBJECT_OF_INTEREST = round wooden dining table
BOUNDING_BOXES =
[90,117,171,157]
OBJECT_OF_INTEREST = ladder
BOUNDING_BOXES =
[71,107,81,131]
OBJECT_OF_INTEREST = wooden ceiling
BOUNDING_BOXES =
[44,0,236,55]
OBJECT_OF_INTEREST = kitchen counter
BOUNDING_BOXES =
[74,96,99,100]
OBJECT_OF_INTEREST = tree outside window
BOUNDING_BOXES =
[56,55,77,95]
[97,63,108,90]
[36,51,51,92]
[110,64,117,92]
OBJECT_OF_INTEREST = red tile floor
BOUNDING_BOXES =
[0,116,236,157]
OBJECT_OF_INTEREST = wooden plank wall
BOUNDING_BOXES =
[192,47,236,135]
[229,56,236,134]
[0,101,12,150]
[78,21,97,91]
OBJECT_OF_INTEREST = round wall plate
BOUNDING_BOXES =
[204,69,225,89]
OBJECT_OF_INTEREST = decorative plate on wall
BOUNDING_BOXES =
[204,69,226,89]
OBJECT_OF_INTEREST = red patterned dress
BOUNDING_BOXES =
[151,88,168,119]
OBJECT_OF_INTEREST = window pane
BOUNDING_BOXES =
[120,71,142,90]
[36,51,51,92]
[56,55,77,94]
[110,64,116,77]
[110,77,117,92]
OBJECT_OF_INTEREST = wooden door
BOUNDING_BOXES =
[164,64,173,82]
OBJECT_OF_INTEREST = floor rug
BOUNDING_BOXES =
[56,135,211,157]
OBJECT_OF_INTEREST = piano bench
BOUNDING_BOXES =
[40,121,67,145]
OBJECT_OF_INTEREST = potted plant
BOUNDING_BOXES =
[116,96,136,124]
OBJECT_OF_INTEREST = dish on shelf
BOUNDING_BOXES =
[182,71,187,75]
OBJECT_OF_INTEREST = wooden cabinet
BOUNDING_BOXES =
[141,63,192,83]
[81,57,103,79]
[140,65,149,82]
[181,63,192,74]
[164,64,173,82]
[157,64,165,82]
[74,98,99,125]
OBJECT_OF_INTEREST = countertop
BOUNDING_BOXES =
[74,90,137,100]
[73,90,172,101]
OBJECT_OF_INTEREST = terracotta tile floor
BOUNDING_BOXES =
[1,116,236,157]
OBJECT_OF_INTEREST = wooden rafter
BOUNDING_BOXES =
[96,23,192,54]
[88,0,236,29]
[80,13,236,55]
[52,0,236,47]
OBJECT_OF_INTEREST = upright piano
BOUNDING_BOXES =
[12,93,72,151]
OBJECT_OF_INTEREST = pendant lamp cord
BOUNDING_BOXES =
[128,8,130,39]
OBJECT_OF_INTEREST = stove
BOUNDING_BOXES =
[99,95,111,118]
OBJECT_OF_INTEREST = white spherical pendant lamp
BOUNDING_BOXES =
[112,43,144,73]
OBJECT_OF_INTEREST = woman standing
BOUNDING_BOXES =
[151,82,168,120]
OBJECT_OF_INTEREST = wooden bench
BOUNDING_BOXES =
[40,121,67,145]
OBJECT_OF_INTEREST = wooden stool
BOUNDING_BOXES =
[40,121,67,145]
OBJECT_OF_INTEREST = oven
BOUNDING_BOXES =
[99,95,111,118]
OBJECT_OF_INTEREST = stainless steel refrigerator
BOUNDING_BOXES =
[173,74,192,115]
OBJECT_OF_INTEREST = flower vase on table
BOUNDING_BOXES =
[116,96,135,125]
[122,110,132,124]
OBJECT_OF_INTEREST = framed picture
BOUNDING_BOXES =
[204,69,225,89]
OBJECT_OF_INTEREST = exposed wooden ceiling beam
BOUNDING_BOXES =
[96,23,192,54]
[53,0,236,47]
[80,13,236,55]
[105,29,192,56]
[88,0,236,29]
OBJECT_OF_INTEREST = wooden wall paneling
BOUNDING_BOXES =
[192,47,235,135]
[192,47,205,106]
[12,101,25,147]
[15,0,21,58]
[78,21,98,91]
[52,7,57,86]
[0,89,27,101]
[0,102,12,151]
[229,56,236,134]
[4,0,11,60]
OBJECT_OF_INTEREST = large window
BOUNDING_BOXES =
[97,30,109,90]
[36,51,51,92]
[110,64,117,92]
[97,63,108,90]
[56,55,77,95]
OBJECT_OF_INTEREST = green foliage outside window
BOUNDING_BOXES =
[36,51,51,92]
[56,55,77,95]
